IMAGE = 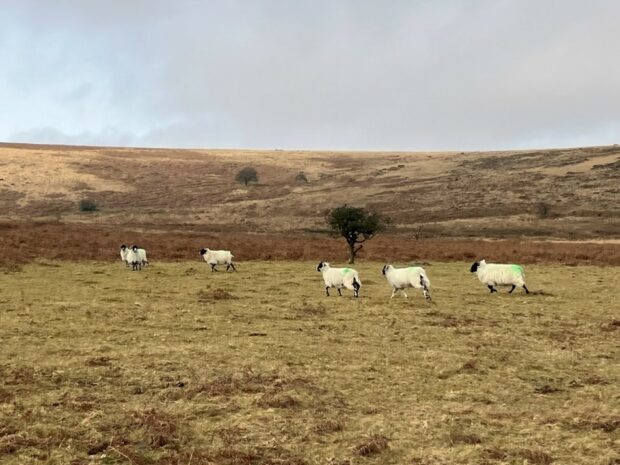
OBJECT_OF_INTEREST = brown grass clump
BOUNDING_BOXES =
[314,418,345,434]
[131,409,180,448]
[197,288,235,302]
[0,387,14,403]
[255,392,300,409]
[515,448,554,464]
[600,318,620,331]
[353,434,390,456]
[84,356,113,367]
[447,428,483,446]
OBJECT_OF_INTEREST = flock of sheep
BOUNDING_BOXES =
[119,245,530,297]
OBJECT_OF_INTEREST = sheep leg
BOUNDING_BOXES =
[402,290,408,298]
[509,285,516,293]
[210,264,217,272]
[337,288,342,296]
[228,262,237,271]
[523,285,530,294]
[420,276,431,300]
[325,287,330,296]
[391,288,397,299]
[488,285,497,293]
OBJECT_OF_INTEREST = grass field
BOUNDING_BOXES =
[1,261,618,464]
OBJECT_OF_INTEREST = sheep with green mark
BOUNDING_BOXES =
[470,259,529,294]
[317,262,361,297]
[382,264,431,300]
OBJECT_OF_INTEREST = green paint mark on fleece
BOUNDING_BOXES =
[343,268,352,273]
[511,264,524,274]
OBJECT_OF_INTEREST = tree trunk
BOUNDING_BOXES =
[348,242,355,264]
[347,242,363,264]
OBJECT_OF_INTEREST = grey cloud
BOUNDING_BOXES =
[2,0,619,150]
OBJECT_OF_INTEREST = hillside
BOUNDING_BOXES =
[1,143,618,239]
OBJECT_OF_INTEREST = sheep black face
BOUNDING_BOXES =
[470,261,480,273]
[382,265,389,275]
[132,245,139,252]
[120,244,127,251]
[317,262,326,272]
[199,248,207,256]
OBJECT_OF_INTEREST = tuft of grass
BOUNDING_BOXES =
[315,418,345,434]
[255,392,300,409]
[197,288,236,302]
[131,408,180,448]
[447,428,483,446]
[515,448,554,464]
[353,434,390,456]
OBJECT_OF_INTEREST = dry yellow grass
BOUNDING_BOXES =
[1,261,618,464]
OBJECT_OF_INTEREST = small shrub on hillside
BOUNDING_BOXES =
[235,166,258,186]
[78,199,98,212]
[295,171,309,184]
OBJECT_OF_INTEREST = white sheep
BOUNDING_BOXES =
[120,244,130,267]
[125,246,142,271]
[200,248,236,272]
[470,259,530,294]
[120,244,148,268]
[316,262,361,297]
[133,245,148,267]
[382,264,431,300]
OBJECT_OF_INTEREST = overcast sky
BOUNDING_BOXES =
[1,0,619,151]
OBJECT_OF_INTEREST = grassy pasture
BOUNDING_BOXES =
[0,261,618,464]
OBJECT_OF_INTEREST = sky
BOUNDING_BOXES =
[1,0,619,151]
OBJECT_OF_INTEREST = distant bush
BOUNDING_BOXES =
[536,202,551,219]
[295,171,309,184]
[235,167,258,186]
[78,199,98,212]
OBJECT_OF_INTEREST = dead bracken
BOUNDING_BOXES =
[353,434,390,456]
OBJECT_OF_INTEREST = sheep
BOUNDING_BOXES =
[126,246,142,271]
[382,264,431,300]
[470,259,530,294]
[200,248,236,272]
[120,244,148,268]
[132,245,149,267]
[316,262,361,297]
[120,244,130,267]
